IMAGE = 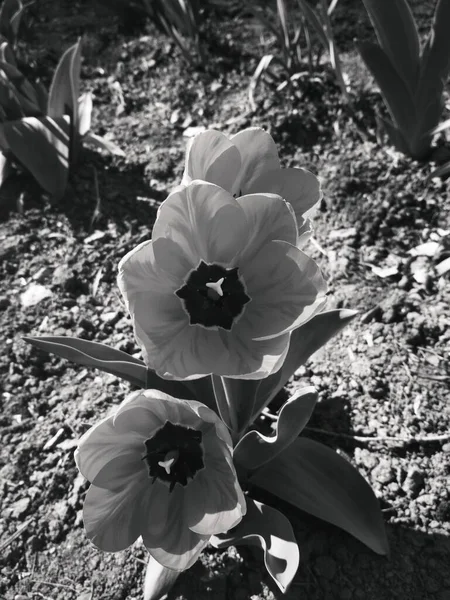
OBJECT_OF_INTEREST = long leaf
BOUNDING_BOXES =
[47,39,82,164]
[144,556,179,600]
[234,386,317,470]
[251,309,357,420]
[0,115,69,197]
[78,92,92,137]
[83,131,125,156]
[24,335,147,387]
[415,0,450,139]
[250,438,389,555]
[24,335,196,398]
[211,498,299,593]
[361,0,420,94]
[0,0,24,45]
[358,42,417,139]
[219,377,260,436]
[376,115,411,155]
[296,0,329,51]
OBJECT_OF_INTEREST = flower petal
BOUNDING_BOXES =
[115,391,212,436]
[182,129,241,193]
[152,237,195,282]
[247,167,322,225]
[236,193,297,264]
[117,240,179,304]
[83,481,146,552]
[185,436,245,535]
[223,331,291,380]
[75,414,144,487]
[241,240,326,340]
[152,181,248,267]
[134,318,229,380]
[142,485,210,571]
[231,128,280,195]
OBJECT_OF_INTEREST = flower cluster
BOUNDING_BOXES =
[74,127,330,579]
[118,128,326,381]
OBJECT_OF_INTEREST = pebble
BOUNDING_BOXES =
[20,284,53,307]
[403,467,425,497]
[372,458,396,485]
[6,496,31,518]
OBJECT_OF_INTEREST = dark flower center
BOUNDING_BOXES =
[143,421,204,492]
[176,261,251,330]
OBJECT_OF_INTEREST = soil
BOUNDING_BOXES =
[1,1,449,599]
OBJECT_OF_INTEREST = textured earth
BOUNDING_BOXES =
[0,1,449,599]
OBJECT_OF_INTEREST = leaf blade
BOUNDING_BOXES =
[250,437,389,555]
[234,386,317,470]
[251,309,357,420]
[361,0,420,93]
[211,498,299,593]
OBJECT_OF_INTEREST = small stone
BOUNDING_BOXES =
[372,459,396,485]
[314,556,337,580]
[20,284,53,307]
[403,467,424,497]
[6,496,31,518]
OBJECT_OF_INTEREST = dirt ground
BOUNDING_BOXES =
[0,1,449,599]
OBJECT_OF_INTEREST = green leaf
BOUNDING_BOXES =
[234,386,317,471]
[144,556,179,600]
[47,39,82,163]
[376,115,411,156]
[24,335,147,388]
[0,150,12,187]
[83,131,125,156]
[0,115,69,197]
[0,40,17,66]
[211,498,299,593]
[361,0,420,94]
[358,42,416,138]
[218,376,260,435]
[296,0,329,51]
[0,0,24,45]
[415,0,450,139]
[212,375,238,432]
[250,437,389,556]
[251,309,357,420]
[77,92,92,137]
[0,60,42,114]
[145,368,203,400]
[24,335,199,399]
[182,374,218,411]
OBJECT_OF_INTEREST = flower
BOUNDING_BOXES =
[179,127,322,240]
[118,180,326,380]
[75,389,246,571]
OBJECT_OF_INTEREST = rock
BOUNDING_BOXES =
[372,458,396,485]
[6,496,30,518]
[403,467,425,497]
[20,284,53,307]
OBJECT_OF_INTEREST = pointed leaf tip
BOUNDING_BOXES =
[234,386,318,470]
[211,498,299,593]
[250,438,389,556]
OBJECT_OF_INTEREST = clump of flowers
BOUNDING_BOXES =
[26,127,388,599]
